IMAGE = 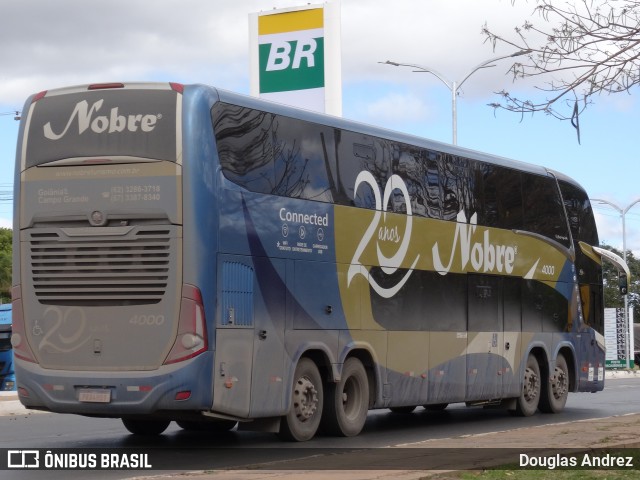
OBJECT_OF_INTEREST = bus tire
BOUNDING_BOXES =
[122,418,171,436]
[539,353,569,413]
[278,357,323,442]
[512,353,541,417]
[321,357,369,437]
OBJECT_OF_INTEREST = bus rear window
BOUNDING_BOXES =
[24,88,180,168]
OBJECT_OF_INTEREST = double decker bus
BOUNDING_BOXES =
[12,83,628,441]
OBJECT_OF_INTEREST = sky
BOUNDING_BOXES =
[1,0,639,255]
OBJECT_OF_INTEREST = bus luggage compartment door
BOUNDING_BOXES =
[213,256,286,418]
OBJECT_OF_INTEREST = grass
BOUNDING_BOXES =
[425,450,640,480]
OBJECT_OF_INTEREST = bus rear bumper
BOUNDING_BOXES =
[13,352,213,416]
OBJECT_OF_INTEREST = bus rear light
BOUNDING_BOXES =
[175,391,191,401]
[126,385,153,392]
[163,284,208,365]
[18,387,29,398]
[43,384,65,391]
[31,90,47,103]
[170,83,184,93]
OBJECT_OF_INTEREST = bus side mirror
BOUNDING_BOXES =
[619,271,628,295]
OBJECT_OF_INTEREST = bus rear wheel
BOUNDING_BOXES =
[278,358,323,442]
[539,353,569,413]
[511,353,541,417]
[321,357,369,437]
[122,418,171,436]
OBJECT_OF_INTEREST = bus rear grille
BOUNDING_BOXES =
[28,228,172,306]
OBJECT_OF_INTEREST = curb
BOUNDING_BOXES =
[605,369,640,379]
[0,391,17,401]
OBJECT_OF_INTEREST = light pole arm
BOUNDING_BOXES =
[591,198,622,214]
[380,49,531,146]
[457,52,520,90]
[380,61,453,90]
[623,198,640,216]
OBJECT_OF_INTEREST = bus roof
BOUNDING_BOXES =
[22,82,586,193]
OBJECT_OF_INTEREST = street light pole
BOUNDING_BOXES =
[381,49,531,145]
[592,197,640,369]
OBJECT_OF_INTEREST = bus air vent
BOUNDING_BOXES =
[221,262,254,326]
[27,227,173,306]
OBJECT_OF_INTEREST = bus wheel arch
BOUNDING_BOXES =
[321,352,371,437]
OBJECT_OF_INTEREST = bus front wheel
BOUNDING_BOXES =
[278,357,323,442]
[122,418,171,436]
[539,353,569,413]
[321,357,369,437]
[512,353,541,417]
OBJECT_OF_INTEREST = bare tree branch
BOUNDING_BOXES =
[482,0,640,120]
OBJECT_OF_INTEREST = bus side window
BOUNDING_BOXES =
[390,144,442,219]
[425,152,442,219]
[494,168,523,230]
[271,115,335,203]
[213,103,275,194]
[439,154,477,221]
[523,174,571,247]
[336,130,389,210]
[482,165,523,230]
[481,164,500,227]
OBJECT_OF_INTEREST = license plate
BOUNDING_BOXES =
[78,389,111,403]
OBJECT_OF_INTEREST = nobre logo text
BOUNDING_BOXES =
[43,99,161,140]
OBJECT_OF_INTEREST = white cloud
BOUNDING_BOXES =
[341,0,539,96]
[0,0,545,106]
[594,207,640,257]
[362,91,430,126]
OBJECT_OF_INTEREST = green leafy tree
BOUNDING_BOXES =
[0,228,11,303]
[600,243,639,323]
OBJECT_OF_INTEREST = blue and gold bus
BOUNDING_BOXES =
[11,83,628,440]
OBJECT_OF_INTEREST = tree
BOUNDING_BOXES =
[0,228,11,303]
[482,0,640,122]
[600,243,640,323]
